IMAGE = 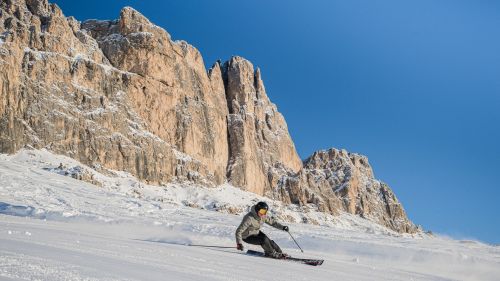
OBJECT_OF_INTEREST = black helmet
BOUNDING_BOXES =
[255,201,269,213]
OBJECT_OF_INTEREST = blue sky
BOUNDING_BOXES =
[52,0,500,244]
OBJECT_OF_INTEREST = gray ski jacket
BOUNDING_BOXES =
[235,206,284,244]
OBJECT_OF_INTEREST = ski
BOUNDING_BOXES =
[246,250,324,266]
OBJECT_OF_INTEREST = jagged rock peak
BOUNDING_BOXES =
[221,56,270,113]
[221,55,303,195]
[81,6,168,40]
[304,148,374,177]
[118,6,168,37]
[278,147,417,233]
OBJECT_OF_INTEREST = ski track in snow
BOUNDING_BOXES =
[0,150,499,281]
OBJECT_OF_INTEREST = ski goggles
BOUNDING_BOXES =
[258,208,268,215]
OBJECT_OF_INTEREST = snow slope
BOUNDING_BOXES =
[0,149,498,281]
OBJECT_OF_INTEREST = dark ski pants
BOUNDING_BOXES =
[243,231,282,254]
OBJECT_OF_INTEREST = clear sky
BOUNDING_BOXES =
[52,0,500,244]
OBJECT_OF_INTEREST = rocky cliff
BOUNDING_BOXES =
[0,0,417,233]
[276,149,416,232]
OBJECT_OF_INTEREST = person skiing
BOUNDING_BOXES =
[235,201,289,259]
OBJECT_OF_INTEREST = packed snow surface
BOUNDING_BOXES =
[0,149,498,281]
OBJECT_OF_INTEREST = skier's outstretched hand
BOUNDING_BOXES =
[237,243,244,251]
[282,226,289,232]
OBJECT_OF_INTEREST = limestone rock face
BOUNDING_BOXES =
[277,149,417,233]
[0,0,223,186]
[81,7,231,185]
[0,0,418,233]
[222,57,303,195]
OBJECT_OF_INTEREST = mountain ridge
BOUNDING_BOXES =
[0,0,418,233]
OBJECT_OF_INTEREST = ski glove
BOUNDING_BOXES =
[237,243,244,251]
[283,226,289,232]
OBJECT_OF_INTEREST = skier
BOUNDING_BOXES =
[235,201,289,259]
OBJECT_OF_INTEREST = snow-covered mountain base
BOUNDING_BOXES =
[0,150,498,281]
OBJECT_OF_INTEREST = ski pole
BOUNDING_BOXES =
[187,244,236,249]
[287,231,304,253]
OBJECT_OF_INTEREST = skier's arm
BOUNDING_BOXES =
[265,216,284,230]
[235,216,251,245]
